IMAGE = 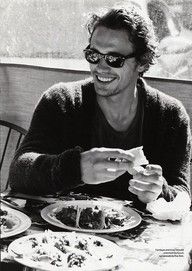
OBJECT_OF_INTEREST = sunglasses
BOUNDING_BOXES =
[83,45,136,68]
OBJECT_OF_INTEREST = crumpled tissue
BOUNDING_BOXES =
[146,192,191,221]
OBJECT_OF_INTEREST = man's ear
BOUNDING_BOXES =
[137,65,146,73]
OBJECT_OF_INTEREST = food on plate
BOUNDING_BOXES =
[54,205,131,230]
[0,209,20,235]
[42,200,142,233]
[78,206,104,229]
[105,208,128,228]
[9,230,121,270]
[55,206,78,227]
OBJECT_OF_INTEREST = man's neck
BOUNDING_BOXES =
[97,86,138,132]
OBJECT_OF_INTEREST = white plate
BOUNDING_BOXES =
[0,206,31,238]
[41,200,141,233]
[8,231,124,271]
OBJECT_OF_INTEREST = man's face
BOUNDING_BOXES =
[89,26,141,98]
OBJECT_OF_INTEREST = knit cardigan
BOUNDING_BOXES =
[9,78,191,203]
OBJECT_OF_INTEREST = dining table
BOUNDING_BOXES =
[1,191,192,271]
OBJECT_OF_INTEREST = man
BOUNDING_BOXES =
[8,7,191,207]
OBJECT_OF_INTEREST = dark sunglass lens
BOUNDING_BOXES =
[106,55,124,68]
[85,50,100,64]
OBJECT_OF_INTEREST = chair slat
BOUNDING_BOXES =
[0,120,27,191]
[16,133,23,150]
[0,128,11,171]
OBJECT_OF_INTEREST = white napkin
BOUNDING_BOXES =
[126,146,149,167]
[146,192,191,221]
[107,146,148,172]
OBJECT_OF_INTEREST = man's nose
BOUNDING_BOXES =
[97,57,110,70]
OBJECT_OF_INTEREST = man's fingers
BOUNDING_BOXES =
[129,179,161,193]
[132,164,163,183]
[104,170,125,178]
[95,160,133,171]
[95,170,126,184]
[134,173,163,183]
[97,169,125,178]
[129,165,145,175]
[128,186,157,203]
[128,185,157,196]
[92,148,135,161]
[145,164,162,175]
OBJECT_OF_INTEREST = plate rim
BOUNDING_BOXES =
[0,206,31,239]
[41,199,142,233]
[8,231,124,271]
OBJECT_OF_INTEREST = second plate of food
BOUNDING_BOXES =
[41,200,141,233]
[0,206,31,238]
[9,230,124,271]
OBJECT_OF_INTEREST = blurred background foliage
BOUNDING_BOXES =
[0,0,192,79]
[0,0,190,58]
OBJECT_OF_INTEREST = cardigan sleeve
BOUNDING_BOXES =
[157,100,191,201]
[8,88,84,195]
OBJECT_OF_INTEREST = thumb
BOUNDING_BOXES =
[128,165,145,175]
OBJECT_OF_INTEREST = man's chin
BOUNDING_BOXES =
[95,87,117,97]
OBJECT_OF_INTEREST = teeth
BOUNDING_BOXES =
[97,76,114,82]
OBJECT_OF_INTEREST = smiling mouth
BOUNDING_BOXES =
[96,75,116,83]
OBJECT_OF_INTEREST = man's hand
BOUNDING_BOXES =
[128,164,164,203]
[80,147,135,185]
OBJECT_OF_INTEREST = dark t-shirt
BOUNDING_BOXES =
[91,86,144,150]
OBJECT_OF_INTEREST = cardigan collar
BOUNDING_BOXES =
[82,76,159,110]
[77,77,159,151]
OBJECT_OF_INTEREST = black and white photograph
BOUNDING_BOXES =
[0,0,192,270]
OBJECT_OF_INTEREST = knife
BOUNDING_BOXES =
[0,197,28,213]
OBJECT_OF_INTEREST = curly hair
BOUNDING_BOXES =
[86,7,159,75]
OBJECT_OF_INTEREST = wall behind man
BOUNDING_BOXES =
[0,64,90,130]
